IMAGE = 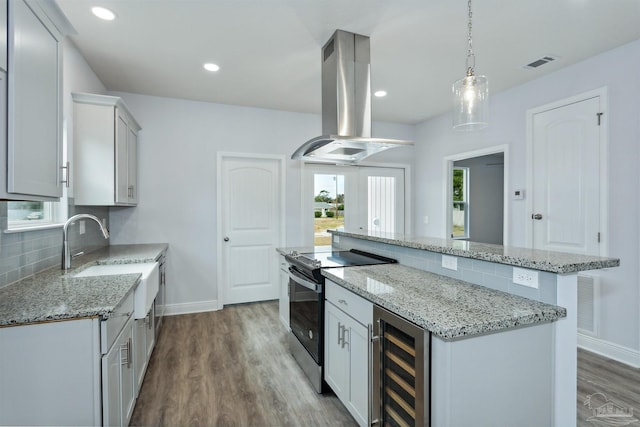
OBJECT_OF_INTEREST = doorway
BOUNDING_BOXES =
[304,164,407,246]
[444,146,508,245]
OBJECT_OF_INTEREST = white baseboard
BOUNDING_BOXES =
[578,333,640,368]
[163,299,222,316]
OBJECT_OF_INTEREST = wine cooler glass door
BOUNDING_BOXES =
[373,306,430,427]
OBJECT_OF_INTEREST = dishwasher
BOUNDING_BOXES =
[372,305,431,426]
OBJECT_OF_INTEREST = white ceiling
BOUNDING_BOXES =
[57,0,640,124]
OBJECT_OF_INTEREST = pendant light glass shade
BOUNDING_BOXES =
[452,74,488,131]
[452,0,488,131]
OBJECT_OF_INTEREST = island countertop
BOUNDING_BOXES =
[322,263,567,340]
[330,230,619,274]
[0,244,167,327]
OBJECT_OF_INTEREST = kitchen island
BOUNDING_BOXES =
[328,229,619,427]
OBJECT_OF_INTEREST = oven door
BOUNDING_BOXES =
[288,266,323,364]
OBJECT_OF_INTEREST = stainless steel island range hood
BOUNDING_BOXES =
[292,30,412,165]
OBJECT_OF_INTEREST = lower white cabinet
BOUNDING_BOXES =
[102,317,135,427]
[324,280,372,427]
[134,307,155,394]
[278,255,290,330]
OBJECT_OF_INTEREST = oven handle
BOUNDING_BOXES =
[288,267,322,293]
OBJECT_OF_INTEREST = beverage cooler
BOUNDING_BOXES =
[372,305,431,427]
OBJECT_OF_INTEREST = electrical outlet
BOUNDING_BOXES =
[79,220,86,235]
[442,255,458,271]
[513,267,539,288]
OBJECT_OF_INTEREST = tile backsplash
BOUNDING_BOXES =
[0,199,110,288]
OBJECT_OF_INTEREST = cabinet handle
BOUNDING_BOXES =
[338,299,348,306]
[147,314,153,330]
[337,322,343,346]
[368,323,376,426]
[342,327,349,349]
[128,337,132,369]
[60,162,70,188]
[120,342,128,367]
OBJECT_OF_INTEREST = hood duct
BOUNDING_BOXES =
[292,30,412,164]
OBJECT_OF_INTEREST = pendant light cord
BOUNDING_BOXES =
[466,0,475,76]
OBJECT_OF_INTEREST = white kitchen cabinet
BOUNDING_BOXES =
[0,290,135,427]
[278,255,290,330]
[102,316,135,427]
[134,307,155,395]
[73,92,141,206]
[0,0,73,200]
[324,280,372,427]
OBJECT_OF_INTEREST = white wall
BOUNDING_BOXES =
[414,39,640,362]
[106,92,415,310]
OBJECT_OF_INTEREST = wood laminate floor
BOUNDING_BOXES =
[130,301,356,427]
[577,348,640,427]
[131,301,640,427]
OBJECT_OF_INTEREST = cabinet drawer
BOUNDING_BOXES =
[326,280,372,325]
[101,290,134,354]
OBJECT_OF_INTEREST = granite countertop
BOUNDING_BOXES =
[330,230,619,273]
[0,244,168,327]
[322,263,567,340]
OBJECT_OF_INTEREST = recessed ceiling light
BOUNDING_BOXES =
[203,63,220,72]
[91,6,116,21]
[374,90,387,98]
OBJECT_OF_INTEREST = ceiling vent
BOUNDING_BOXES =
[522,55,559,69]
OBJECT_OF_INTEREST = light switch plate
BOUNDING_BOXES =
[442,255,458,271]
[513,267,539,288]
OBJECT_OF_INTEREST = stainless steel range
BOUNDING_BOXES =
[284,249,397,393]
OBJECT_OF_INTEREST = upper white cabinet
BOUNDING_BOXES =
[0,0,73,200]
[73,93,141,206]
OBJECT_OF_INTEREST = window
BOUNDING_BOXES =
[314,173,345,245]
[7,201,62,230]
[452,167,469,239]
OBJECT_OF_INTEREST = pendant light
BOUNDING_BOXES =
[452,0,488,131]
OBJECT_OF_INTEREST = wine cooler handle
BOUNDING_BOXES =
[369,321,382,426]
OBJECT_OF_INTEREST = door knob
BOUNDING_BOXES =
[223,237,230,242]
[532,213,543,220]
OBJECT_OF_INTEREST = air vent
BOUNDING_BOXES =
[522,55,559,69]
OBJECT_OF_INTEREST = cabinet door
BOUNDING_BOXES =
[115,109,129,204]
[348,320,369,426]
[127,127,138,204]
[324,302,349,400]
[279,267,289,329]
[134,318,147,394]
[7,0,61,199]
[145,308,155,360]
[120,322,136,426]
[102,337,123,427]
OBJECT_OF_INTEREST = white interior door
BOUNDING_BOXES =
[220,155,282,305]
[530,96,602,256]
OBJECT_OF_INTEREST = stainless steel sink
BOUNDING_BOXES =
[74,263,159,319]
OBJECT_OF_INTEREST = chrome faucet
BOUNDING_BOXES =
[62,214,110,270]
